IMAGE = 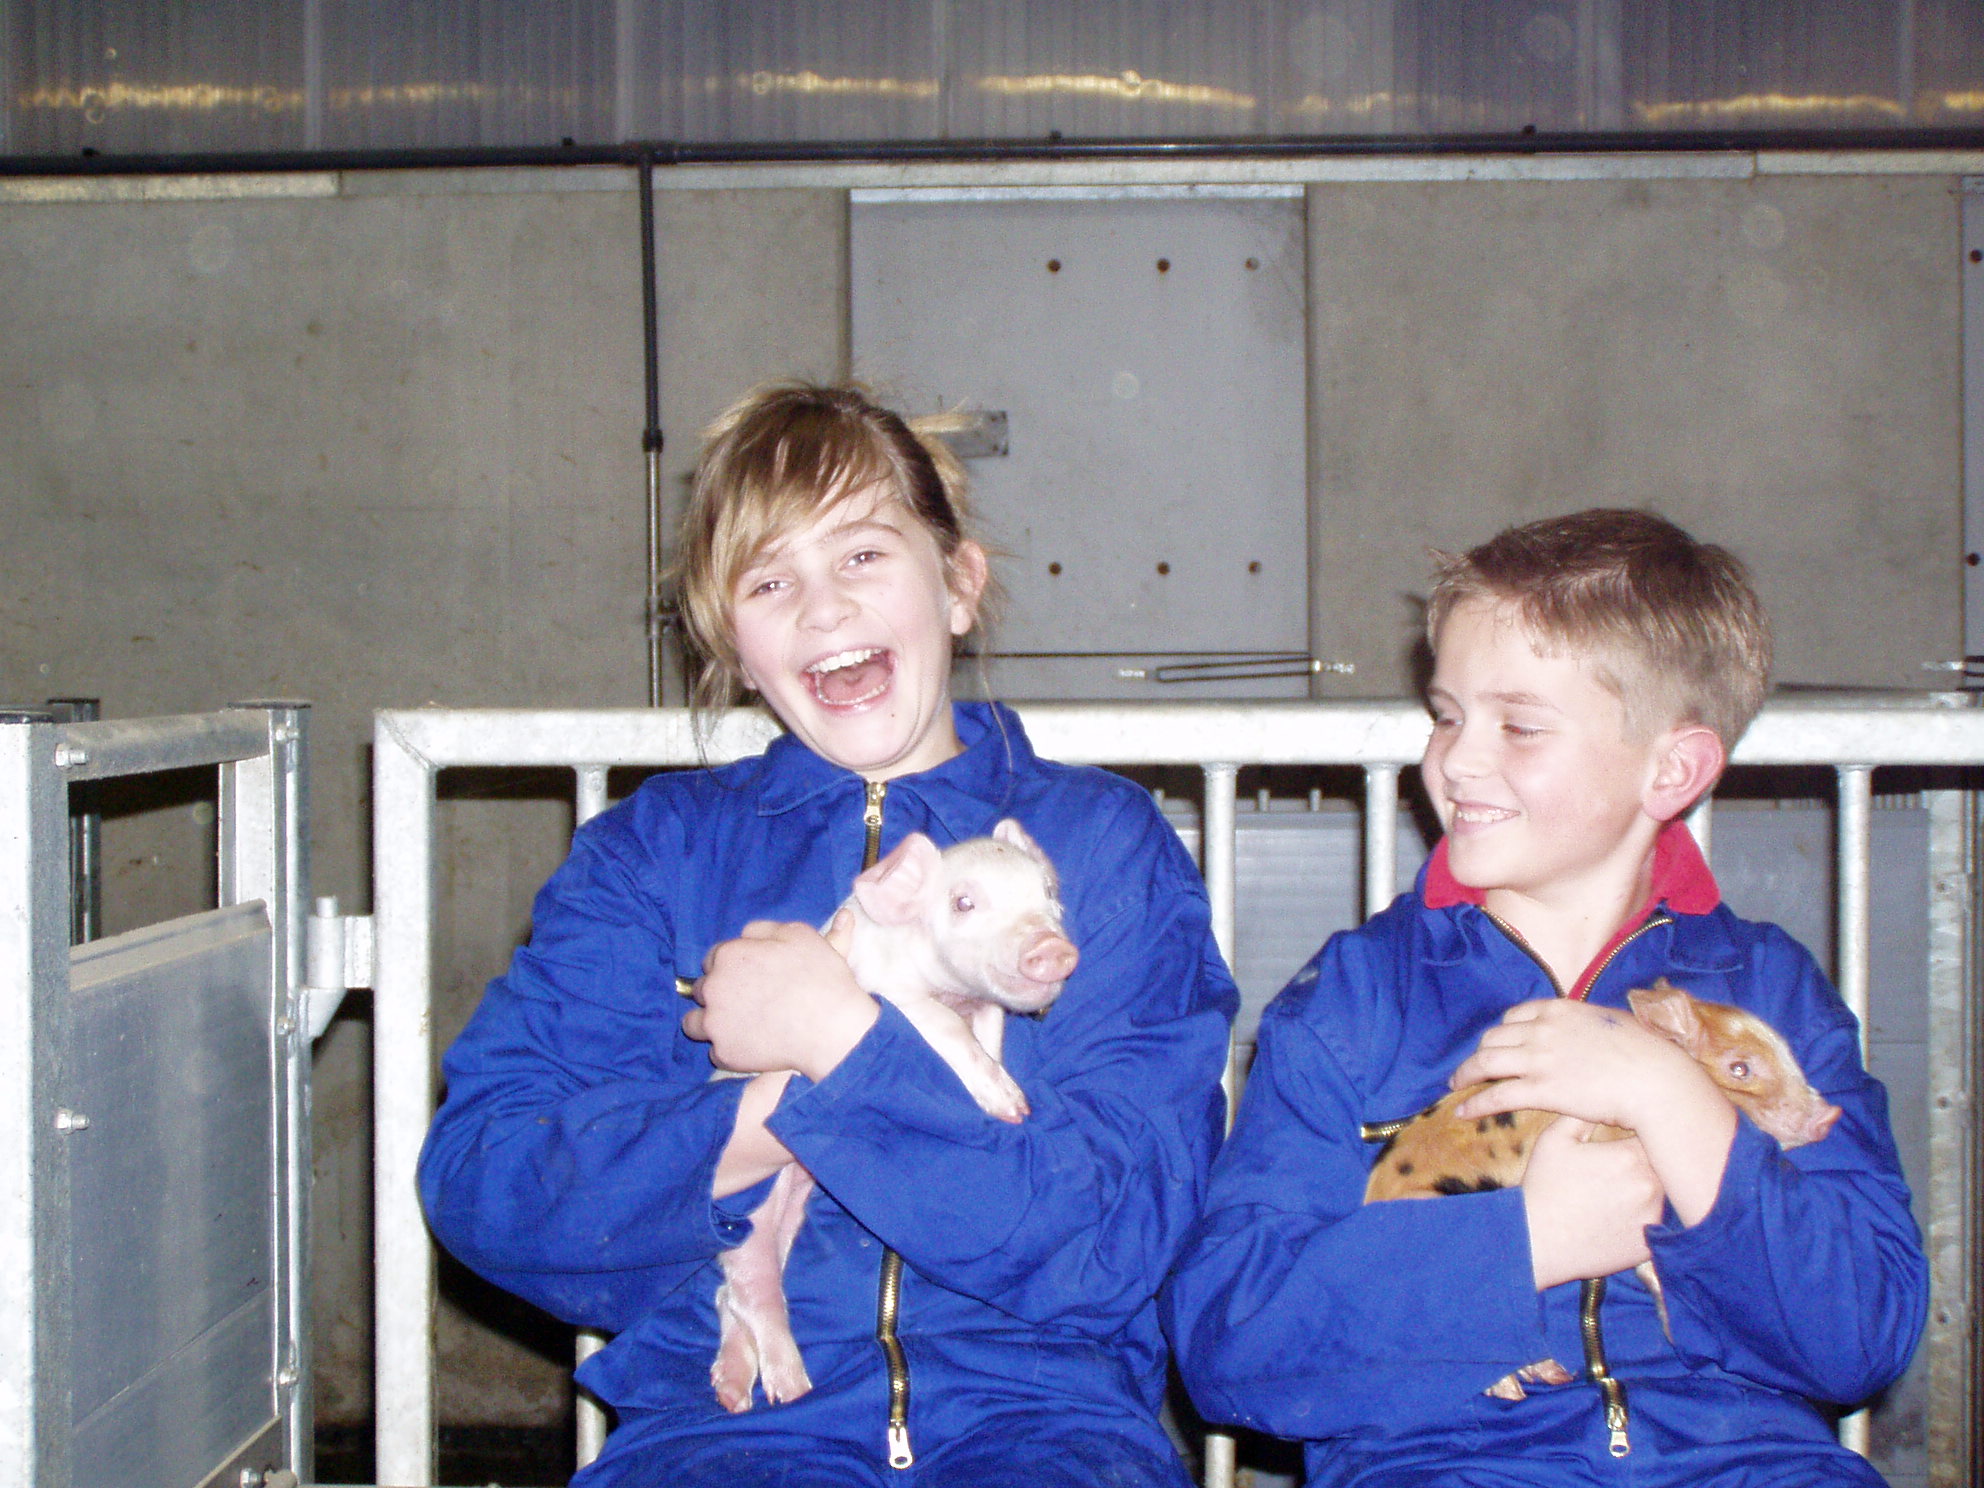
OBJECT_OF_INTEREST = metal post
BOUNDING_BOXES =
[1685,792,1713,865]
[374,716,440,1486]
[1199,760,1239,1488]
[1834,764,1873,1459]
[0,712,74,1488]
[1925,789,1978,1488]
[229,702,314,1479]
[1363,764,1399,919]
[574,763,612,1469]
[45,699,100,945]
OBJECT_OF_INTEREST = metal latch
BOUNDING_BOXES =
[301,896,374,1040]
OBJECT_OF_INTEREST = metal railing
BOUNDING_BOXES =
[371,695,1982,1487]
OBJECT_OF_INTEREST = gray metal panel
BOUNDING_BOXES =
[1965,178,1984,663]
[852,188,1308,691]
[67,902,275,1488]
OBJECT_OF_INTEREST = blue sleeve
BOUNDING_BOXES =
[768,792,1237,1336]
[416,806,753,1332]
[1644,937,1928,1404]
[1161,933,1558,1438]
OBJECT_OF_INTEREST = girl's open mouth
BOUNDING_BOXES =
[805,647,895,708]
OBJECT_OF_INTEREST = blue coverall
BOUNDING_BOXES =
[1162,827,1927,1487]
[420,702,1238,1486]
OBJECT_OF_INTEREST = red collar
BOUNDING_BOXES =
[1424,819,1721,998]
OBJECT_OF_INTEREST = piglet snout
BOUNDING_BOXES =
[1019,931,1079,987]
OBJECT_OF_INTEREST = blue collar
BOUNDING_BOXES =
[750,701,1031,841]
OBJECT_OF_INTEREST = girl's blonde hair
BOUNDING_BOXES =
[673,381,991,715]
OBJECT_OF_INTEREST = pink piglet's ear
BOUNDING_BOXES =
[850,833,943,926]
[992,818,1041,855]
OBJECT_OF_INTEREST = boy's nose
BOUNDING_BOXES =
[1434,723,1492,781]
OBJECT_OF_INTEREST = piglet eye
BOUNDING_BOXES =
[951,893,975,914]
[1727,1059,1751,1081]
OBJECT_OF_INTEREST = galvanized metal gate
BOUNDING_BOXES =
[366,695,1982,1488]
[0,705,315,1488]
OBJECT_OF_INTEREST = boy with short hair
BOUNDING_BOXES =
[1163,509,1927,1486]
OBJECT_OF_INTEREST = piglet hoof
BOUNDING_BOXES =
[1484,1371,1528,1401]
[1518,1358,1575,1388]
[756,1338,814,1406]
[710,1341,760,1414]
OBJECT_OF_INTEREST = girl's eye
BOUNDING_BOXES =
[951,893,975,914]
[1502,722,1542,739]
[847,547,887,568]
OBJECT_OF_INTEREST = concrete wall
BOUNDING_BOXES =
[0,157,1962,1430]
[1308,172,1962,693]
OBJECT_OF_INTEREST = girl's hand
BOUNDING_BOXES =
[1450,997,1713,1133]
[1521,1117,1663,1290]
[683,910,878,1082]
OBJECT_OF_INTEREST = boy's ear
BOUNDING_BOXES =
[948,541,989,637]
[1644,724,1725,822]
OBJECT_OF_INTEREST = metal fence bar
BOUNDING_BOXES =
[573,762,612,1472]
[46,709,269,782]
[1363,765,1399,919]
[1925,790,1979,1487]
[0,716,72,1488]
[374,717,440,1487]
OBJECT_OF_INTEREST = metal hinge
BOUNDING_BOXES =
[301,896,374,1040]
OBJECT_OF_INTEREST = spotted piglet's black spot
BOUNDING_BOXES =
[1432,1175,1505,1196]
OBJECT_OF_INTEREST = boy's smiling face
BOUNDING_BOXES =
[1421,598,1674,921]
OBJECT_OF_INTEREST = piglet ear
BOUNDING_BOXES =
[1627,978,1707,1059]
[992,818,1040,856]
[850,833,943,926]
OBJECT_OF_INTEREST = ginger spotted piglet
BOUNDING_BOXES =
[1363,979,1841,1399]
[708,819,1079,1415]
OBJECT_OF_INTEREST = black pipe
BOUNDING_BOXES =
[6,126,1984,179]
[638,148,666,707]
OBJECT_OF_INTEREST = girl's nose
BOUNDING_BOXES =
[797,577,859,631]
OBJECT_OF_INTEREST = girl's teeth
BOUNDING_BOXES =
[808,647,878,675]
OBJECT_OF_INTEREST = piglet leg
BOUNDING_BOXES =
[712,1164,818,1411]
[887,995,1029,1122]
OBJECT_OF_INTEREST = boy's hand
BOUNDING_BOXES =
[1451,997,1711,1133]
[1521,1117,1663,1289]
[684,911,878,1083]
[1453,998,1739,1227]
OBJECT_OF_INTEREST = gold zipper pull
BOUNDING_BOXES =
[887,1422,914,1469]
[1605,1395,1631,1458]
[863,780,887,868]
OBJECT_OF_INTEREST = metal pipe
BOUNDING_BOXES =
[1834,764,1874,1460]
[10,128,1984,181]
[1686,794,1714,865]
[573,759,614,1468]
[48,709,269,782]
[638,151,667,708]
[373,718,439,1486]
[1198,761,1238,1488]
[45,698,101,944]
[1363,765,1399,920]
